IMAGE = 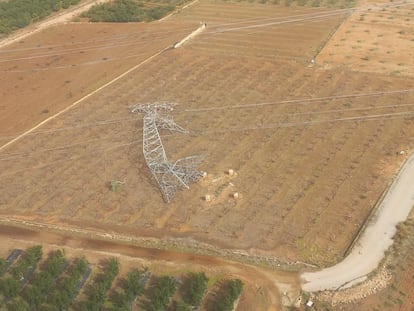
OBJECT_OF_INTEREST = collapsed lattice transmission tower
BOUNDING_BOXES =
[131,102,203,203]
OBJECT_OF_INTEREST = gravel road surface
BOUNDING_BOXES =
[301,153,414,291]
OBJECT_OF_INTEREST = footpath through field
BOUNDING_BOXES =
[0,0,112,49]
[301,153,414,291]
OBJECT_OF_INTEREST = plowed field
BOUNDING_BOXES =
[1,0,414,267]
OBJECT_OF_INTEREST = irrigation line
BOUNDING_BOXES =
[0,25,197,54]
[0,139,143,177]
[0,35,168,63]
[205,9,351,34]
[0,112,412,175]
[0,52,153,73]
[182,89,414,112]
[0,133,143,161]
[203,0,413,35]
[190,110,414,135]
[0,116,142,140]
[1,110,413,163]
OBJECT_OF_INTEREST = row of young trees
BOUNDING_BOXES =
[0,246,244,311]
[21,250,67,309]
[213,279,244,311]
[0,258,8,276]
[0,247,92,311]
[81,0,175,23]
[76,258,119,311]
[0,245,43,300]
[107,267,149,310]
[0,0,81,34]
[43,257,90,311]
[145,275,178,311]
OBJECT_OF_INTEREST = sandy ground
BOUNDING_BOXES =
[301,152,414,291]
[0,0,414,269]
[317,0,414,77]
[0,21,197,142]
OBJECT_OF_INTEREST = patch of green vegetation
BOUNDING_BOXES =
[212,279,244,311]
[0,0,81,34]
[226,0,355,8]
[182,272,209,307]
[81,0,187,23]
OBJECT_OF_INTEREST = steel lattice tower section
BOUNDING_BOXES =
[131,103,203,203]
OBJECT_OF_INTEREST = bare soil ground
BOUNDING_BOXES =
[0,20,197,143]
[317,0,414,77]
[1,0,414,277]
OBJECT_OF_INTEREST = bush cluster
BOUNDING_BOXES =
[214,279,244,311]
[22,250,66,309]
[145,276,177,311]
[77,258,119,311]
[0,0,80,34]
[109,268,149,310]
[44,257,89,310]
[81,0,175,22]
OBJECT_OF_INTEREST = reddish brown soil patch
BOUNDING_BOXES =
[0,21,197,143]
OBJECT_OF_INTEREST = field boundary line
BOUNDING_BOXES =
[174,23,206,48]
[0,43,178,153]
[159,0,200,22]
[0,0,112,50]
[343,154,410,257]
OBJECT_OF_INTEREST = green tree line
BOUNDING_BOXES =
[0,0,81,34]
[144,275,177,311]
[77,258,119,311]
[81,0,175,23]
[0,245,43,300]
[43,257,89,311]
[107,267,149,310]
[21,250,67,310]
[213,279,244,311]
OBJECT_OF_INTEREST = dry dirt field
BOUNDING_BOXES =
[1,0,414,278]
[0,20,197,143]
[318,0,414,77]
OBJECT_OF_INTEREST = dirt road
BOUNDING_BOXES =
[0,0,110,49]
[0,223,299,311]
[301,153,414,291]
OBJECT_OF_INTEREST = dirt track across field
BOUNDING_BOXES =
[0,0,112,49]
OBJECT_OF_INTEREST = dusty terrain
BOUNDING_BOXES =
[0,21,197,144]
[1,0,414,279]
[317,0,414,77]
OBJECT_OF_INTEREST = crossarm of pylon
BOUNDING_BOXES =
[131,102,177,114]
[155,115,188,133]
